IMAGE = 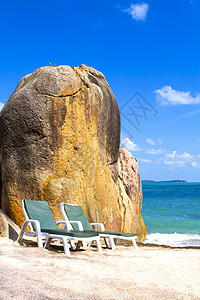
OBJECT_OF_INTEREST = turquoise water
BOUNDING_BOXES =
[141,182,200,247]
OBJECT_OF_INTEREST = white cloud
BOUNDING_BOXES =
[146,148,165,155]
[166,151,193,159]
[146,138,155,145]
[191,161,200,168]
[0,102,4,111]
[137,146,200,174]
[124,3,149,21]
[121,137,141,151]
[163,151,194,168]
[154,86,200,105]
[163,159,187,167]
[139,158,152,163]
[146,138,163,145]
[139,144,200,172]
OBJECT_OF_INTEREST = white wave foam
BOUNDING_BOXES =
[143,233,200,247]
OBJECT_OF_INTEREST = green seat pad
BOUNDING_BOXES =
[41,228,99,238]
[95,230,137,237]
[24,199,58,230]
[63,204,94,231]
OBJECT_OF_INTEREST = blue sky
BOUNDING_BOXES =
[0,0,200,181]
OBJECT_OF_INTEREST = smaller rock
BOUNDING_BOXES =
[0,209,20,241]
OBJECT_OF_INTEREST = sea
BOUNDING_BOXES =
[141,182,200,247]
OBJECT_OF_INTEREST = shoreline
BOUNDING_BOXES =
[143,232,200,248]
[1,237,200,299]
[140,242,200,250]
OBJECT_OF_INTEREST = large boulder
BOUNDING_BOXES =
[0,65,146,240]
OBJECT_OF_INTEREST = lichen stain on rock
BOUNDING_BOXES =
[0,65,147,241]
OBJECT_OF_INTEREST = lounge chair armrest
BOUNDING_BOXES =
[57,220,84,231]
[90,223,105,231]
[57,221,68,225]
[69,221,84,231]
[57,221,70,230]
[22,219,41,232]
[17,219,43,247]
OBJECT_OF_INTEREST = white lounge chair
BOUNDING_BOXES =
[60,202,138,250]
[17,199,102,256]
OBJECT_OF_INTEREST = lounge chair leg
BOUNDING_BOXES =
[109,237,116,250]
[70,241,76,250]
[82,241,87,247]
[44,237,52,249]
[96,238,102,252]
[36,231,43,248]
[104,237,111,249]
[17,225,26,244]
[61,237,71,256]
[132,237,138,249]
[87,241,93,247]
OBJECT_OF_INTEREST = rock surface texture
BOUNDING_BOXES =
[0,65,146,241]
[118,146,146,239]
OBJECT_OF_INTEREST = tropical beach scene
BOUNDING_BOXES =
[0,1,200,299]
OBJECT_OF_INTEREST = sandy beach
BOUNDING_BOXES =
[0,237,199,299]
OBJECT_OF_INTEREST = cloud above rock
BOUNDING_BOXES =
[124,2,149,21]
[154,86,200,105]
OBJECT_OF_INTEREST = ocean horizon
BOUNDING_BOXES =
[141,182,200,247]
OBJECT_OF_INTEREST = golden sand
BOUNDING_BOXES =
[0,237,199,299]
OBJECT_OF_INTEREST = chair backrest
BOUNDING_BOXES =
[61,203,94,231]
[23,199,58,231]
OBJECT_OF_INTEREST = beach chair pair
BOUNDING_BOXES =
[17,199,137,256]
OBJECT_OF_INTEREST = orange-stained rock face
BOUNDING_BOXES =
[0,65,146,241]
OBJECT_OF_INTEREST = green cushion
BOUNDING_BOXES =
[41,228,98,238]
[95,230,137,237]
[63,204,94,231]
[24,199,58,230]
